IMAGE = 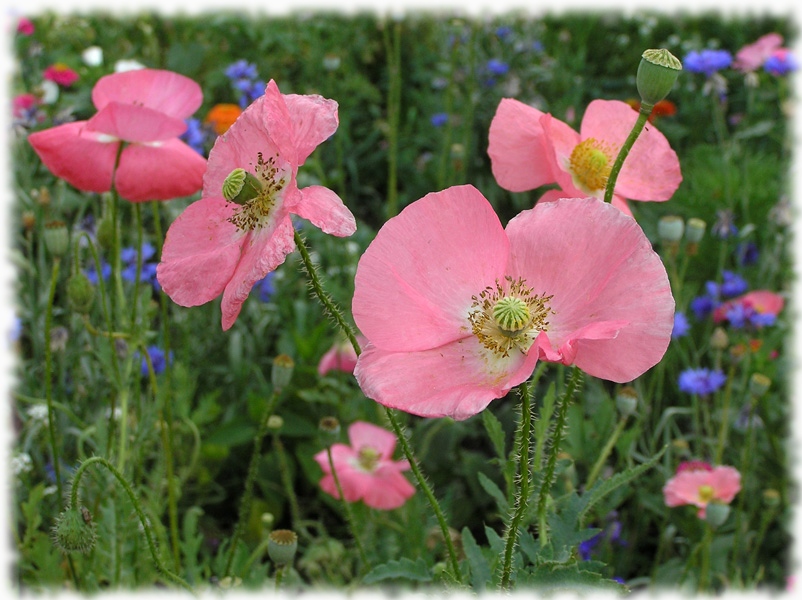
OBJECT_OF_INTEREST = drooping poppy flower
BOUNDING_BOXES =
[318,335,367,376]
[28,69,206,202]
[313,421,415,510]
[733,33,784,72]
[205,103,242,135]
[488,99,681,216]
[663,464,741,518]
[42,63,80,87]
[157,80,356,331]
[352,185,674,420]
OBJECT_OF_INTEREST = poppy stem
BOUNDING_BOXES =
[585,415,629,490]
[324,445,371,571]
[44,258,63,501]
[603,104,653,204]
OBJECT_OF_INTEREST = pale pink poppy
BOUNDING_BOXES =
[28,69,206,202]
[733,33,784,72]
[713,290,785,324]
[313,421,414,510]
[488,98,682,216]
[157,80,356,331]
[318,335,367,376]
[663,464,741,518]
[352,185,674,420]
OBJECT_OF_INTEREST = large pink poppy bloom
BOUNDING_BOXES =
[313,421,415,510]
[28,68,206,202]
[157,80,356,331]
[663,464,741,519]
[488,98,682,216]
[352,185,674,420]
[733,33,784,72]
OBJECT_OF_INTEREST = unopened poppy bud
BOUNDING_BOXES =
[261,512,275,528]
[271,354,295,391]
[637,49,682,107]
[52,506,96,554]
[749,373,771,398]
[67,272,95,314]
[268,529,298,566]
[95,216,114,251]
[222,168,262,205]
[763,489,781,508]
[658,216,684,243]
[615,386,639,417]
[43,220,69,257]
[685,218,707,244]
[710,327,729,351]
[704,502,730,528]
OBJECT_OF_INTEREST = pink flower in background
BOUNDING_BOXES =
[17,17,35,35]
[488,98,682,216]
[318,335,367,376]
[713,290,784,325]
[13,93,39,119]
[28,69,206,202]
[352,185,674,420]
[157,80,356,331]
[663,464,741,518]
[313,421,414,510]
[733,33,783,72]
[43,63,80,87]
[676,460,712,474]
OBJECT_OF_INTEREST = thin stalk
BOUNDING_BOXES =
[68,456,194,594]
[273,434,305,536]
[603,103,653,204]
[714,365,736,464]
[44,258,63,500]
[325,445,370,570]
[699,522,713,592]
[537,367,582,545]
[223,390,281,578]
[382,19,402,218]
[499,381,534,590]
[585,415,629,489]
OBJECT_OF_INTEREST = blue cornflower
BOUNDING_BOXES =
[85,261,111,284]
[684,49,733,76]
[690,294,717,320]
[712,210,738,239]
[140,345,173,377]
[495,26,512,39]
[182,118,209,155]
[578,531,602,560]
[764,50,798,76]
[225,59,258,82]
[735,242,759,266]
[487,59,510,76]
[430,112,449,127]
[120,244,160,290]
[254,272,276,303]
[720,271,748,298]
[672,311,690,338]
[678,368,727,395]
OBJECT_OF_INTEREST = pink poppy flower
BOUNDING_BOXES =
[352,184,674,420]
[42,63,80,87]
[28,69,206,202]
[13,93,39,119]
[157,80,356,331]
[318,335,367,376]
[676,460,712,474]
[488,98,682,216]
[313,421,414,510]
[17,17,35,36]
[713,290,784,324]
[733,33,784,72]
[663,464,741,518]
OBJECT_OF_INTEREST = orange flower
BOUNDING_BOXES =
[204,103,242,135]
[626,98,677,122]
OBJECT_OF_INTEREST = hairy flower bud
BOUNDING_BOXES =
[95,216,114,251]
[53,506,97,554]
[637,49,682,107]
[67,272,96,314]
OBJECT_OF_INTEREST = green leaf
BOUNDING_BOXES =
[477,472,509,516]
[518,561,628,593]
[482,409,506,461]
[461,526,492,589]
[362,557,433,584]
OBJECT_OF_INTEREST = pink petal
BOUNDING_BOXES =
[734,33,784,71]
[157,196,244,308]
[260,80,299,166]
[114,138,206,202]
[581,100,681,201]
[663,470,709,507]
[220,216,296,330]
[284,91,340,164]
[313,444,355,475]
[506,197,673,382]
[28,122,117,193]
[92,69,202,120]
[288,185,356,237]
[354,336,538,420]
[353,185,509,353]
[710,466,741,503]
[347,421,397,460]
[488,98,555,192]
[361,467,415,510]
[86,101,187,143]
[540,112,588,197]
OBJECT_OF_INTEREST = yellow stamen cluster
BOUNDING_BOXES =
[698,484,715,504]
[569,138,616,194]
[357,447,380,472]
[226,152,288,231]
[468,276,552,357]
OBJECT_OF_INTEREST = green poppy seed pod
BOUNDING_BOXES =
[222,168,262,205]
[95,215,114,251]
[615,386,639,418]
[704,502,731,529]
[685,218,707,244]
[749,373,771,398]
[319,416,341,437]
[66,272,96,315]
[268,529,298,566]
[657,216,685,243]
[637,49,682,106]
[762,489,781,508]
[271,354,295,391]
[43,221,69,257]
[52,506,97,554]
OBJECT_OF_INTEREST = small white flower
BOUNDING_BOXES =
[81,46,104,67]
[114,59,146,73]
[38,80,59,104]
[43,485,59,496]
[26,404,49,423]
[12,453,33,476]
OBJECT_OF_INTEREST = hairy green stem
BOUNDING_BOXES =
[499,381,534,589]
[325,445,370,570]
[699,522,713,592]
[603,104,653,204]
[44,258,63,500]
[69,456,194,594]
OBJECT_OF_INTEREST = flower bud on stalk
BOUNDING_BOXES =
[685,218,707,255]
[271,355,295,392]
[268,529,298,566]
[67,272,95,314]
[53,506,96,554]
